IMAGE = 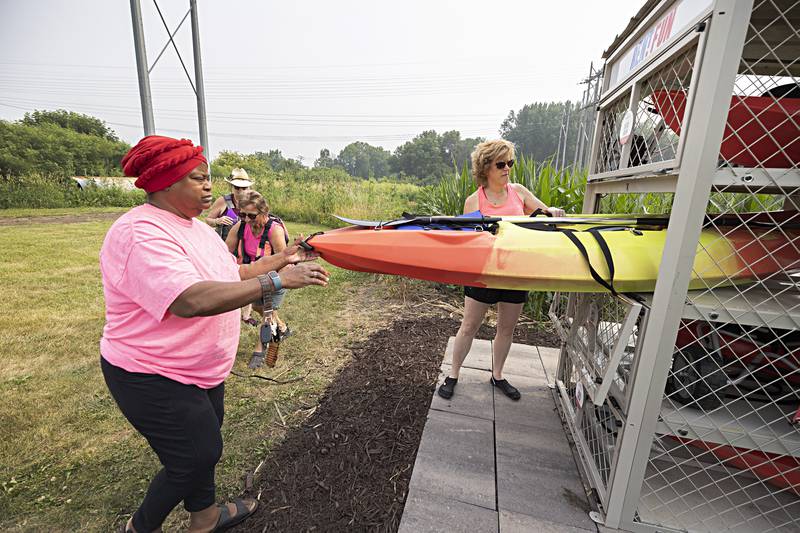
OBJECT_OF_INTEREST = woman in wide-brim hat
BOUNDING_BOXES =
[206,167,253,241]
[100,135,329,532]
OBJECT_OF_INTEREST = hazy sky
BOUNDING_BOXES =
[0,0,643,163]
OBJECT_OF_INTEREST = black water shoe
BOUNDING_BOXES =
[491,377,521,401]
[438,376,458,399]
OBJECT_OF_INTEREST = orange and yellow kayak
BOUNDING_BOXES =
[305,214,800,293]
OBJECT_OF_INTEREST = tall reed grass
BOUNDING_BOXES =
[212,175,422,227]
[419,156,586,216]
[1,172,423,225]
[420,158,588,321]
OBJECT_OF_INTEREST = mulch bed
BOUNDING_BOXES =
[235,313,559,532]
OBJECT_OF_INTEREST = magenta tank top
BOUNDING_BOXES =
[242,223,272,260]
[477,183,525,216]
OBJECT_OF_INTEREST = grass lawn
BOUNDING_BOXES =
[0,214,394,531]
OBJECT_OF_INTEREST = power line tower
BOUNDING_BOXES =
[554,101,573,171]
[129,0,209,153]
[571,62,604,170]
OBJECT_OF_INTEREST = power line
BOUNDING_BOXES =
[0,96,504,125]
[0,101,498,142]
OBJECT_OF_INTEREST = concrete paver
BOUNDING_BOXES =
[495,418,583,478]
[537,346,561,383]
[399,337,596,533]
[499,510,596,533]
[503,342,546,378]
[432,364,494,421]
[492,373,562,431]
[442,336,493,371]
[495,419,596,529]
[407,409,496,510]
[399,487,498,533]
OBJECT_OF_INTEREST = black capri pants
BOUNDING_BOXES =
[101,357,224,532]
[464,285,528,305]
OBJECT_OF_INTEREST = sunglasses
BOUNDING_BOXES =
[242,213,259,220]
[494,160,514,170]
[233,185,249,191]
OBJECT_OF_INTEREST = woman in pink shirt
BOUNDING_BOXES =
[100,136,329,533]
[437,139,565,402]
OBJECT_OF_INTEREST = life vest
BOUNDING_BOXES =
[235,214,290,264]
[215,194,239,240]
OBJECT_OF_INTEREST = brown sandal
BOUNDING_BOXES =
[212,498,258,531]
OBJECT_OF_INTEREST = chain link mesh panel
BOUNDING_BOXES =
[555,293,646,509]
[594,92,632,174]
[558,347,624,502]
[633,43,698,168]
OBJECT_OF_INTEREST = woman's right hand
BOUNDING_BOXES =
[217,216,235,226]
[278,262,329,289]
[282,234,320,264]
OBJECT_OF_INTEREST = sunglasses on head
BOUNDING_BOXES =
[494,160,514,170]
[243,213,259,220]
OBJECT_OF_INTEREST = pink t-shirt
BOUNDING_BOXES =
[99,203,241,388]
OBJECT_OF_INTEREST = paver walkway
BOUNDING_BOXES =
[398,338,598,533]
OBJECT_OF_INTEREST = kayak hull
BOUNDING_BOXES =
[309,220,800,293]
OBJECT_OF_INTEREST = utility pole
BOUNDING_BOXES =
[129,0,209,153]
[189,0,209,154]
[562,102,571,170]
[130,0,155,135]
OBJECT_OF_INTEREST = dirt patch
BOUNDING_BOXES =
[0,212,124,226]
[235,307,558,532]
[509,320,561,348]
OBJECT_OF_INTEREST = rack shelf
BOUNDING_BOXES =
[638,281,800,330]
[587,168,800,195]
[657,398,800,458]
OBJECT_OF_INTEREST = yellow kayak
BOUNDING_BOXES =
[305,214,800,293]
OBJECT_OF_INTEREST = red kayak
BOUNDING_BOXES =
[652,89,800,168]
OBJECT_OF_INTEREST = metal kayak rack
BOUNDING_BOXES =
[551,1,800,531]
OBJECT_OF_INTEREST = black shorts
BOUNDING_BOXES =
[464,286,528,305]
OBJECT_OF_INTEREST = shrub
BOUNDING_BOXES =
[0,174,143,209]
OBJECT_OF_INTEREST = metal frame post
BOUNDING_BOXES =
[600,1,754,528]
[189,0,209,154]
[130,0,155,135]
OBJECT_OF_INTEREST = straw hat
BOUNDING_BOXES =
[225,168,253,187]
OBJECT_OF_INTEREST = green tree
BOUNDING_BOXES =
[210,151,272,179]
[334,141,391,178]
[392,130,445,183]
[253,150,304,172]
[500,101,578,162]
[314,148,335,168]
[440,130,482,171]
[0,119,128,176]
[391,130,482,184]
[21,109,120,142]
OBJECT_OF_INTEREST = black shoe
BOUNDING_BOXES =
[491,377,521,401]
[438,376,458,399]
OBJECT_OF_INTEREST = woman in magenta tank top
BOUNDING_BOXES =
[226,191,292,368]
[437,139,565,402]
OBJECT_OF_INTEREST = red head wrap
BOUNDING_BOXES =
[121,135,207,193]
